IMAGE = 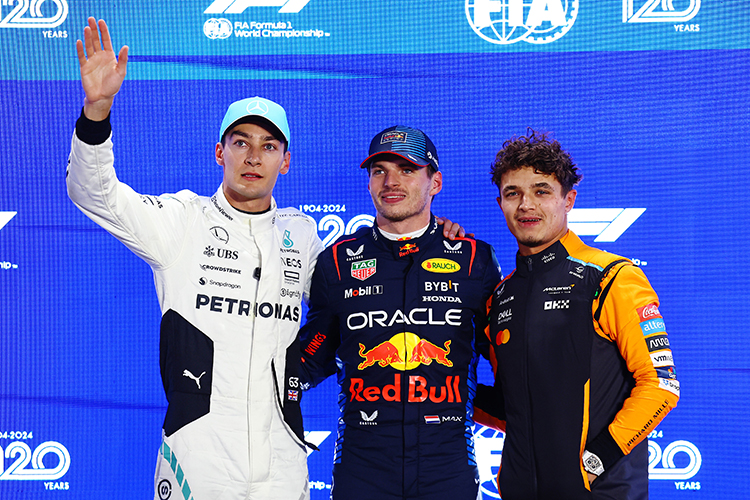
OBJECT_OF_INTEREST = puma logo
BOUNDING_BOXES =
[183,369,206,389]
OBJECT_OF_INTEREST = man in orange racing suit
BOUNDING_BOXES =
[474,130,679,500]
[299,126,502,500]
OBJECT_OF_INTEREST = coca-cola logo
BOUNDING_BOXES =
[638,303,661,321]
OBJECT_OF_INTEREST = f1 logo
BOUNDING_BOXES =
[568,208,646,242]
[205,0,312,14]
[623,0,700,23]
[0,212,16,231]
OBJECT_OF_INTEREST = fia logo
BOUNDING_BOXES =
[623,0,700,23]
[205,0,312,14]
[465,0,579,45]
[0,0,68,28]
[204,18,232,39]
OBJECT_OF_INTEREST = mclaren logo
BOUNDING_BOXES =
[205,0,312,14]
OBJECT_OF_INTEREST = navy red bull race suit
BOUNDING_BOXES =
[299,215,501,500]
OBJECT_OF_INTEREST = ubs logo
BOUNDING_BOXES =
[465,0,578,45]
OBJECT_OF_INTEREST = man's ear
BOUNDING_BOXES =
[215,142,225,166]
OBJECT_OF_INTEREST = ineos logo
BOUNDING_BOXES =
[158,479,172,499]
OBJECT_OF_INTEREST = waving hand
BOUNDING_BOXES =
[76,18,129,121]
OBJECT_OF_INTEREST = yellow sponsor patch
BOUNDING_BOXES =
[421,258,460,274]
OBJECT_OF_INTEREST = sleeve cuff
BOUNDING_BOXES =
[75,107,112,145]
[587,429,625,470]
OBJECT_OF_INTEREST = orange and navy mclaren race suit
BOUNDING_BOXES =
[299,215,501,500]
[475,231,679,500]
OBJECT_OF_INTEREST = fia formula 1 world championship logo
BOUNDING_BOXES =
[0,0,68,28]
[466,0,578,45]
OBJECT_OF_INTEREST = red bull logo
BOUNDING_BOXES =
[349,374,462,403]
[358,332,452,371]
[398,243,420,257]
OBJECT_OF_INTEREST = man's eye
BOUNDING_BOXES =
[264,143,277,150]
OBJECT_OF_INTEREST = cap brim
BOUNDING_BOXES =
[359,151,430,169]
[222,116,288,144]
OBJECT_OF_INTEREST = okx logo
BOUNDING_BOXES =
[465,0,579,45]
[0,0,68,28]
[623,0,700,23]
[205,0,312,14]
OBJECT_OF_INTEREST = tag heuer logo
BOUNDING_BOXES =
[351,259,376,281]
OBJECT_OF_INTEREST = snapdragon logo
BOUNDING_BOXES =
[623,0,700,23]
[205,0,312,14]
[568,208,646,242]
[465,0,578,45]
[0,0,68,28]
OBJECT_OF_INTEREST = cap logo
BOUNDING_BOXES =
[246,99,269,116]
[381,131,407,144]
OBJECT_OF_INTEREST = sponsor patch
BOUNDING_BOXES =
[646,334,671,352]
[497,309,512,325]
[659,377,680,397]
[381,131,406,144]
[422,258,460,274]
[351,259,377,281]
[656,366,677,380]
[544,300,569,310]
[640,318,666,336]
[650,350,674,367]
[399,243,420,257]
[347,245,364,258]
[344,285,383,299]
[637,303,661,321]
[443,240,462,253]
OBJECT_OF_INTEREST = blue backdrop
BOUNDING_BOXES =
[1,0,748,497]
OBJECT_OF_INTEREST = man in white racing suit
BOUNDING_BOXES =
[66,18,322,499]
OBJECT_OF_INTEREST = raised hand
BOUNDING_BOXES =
[76,18,128,121]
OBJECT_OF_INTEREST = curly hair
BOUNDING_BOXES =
[490,129,581,194]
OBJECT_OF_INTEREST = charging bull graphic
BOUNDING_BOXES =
[358,333,452,371]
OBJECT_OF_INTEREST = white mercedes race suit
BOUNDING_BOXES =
[67,132,322,500]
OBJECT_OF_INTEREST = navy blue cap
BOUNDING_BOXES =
[359,126,439,171]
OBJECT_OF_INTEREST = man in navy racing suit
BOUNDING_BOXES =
[299,126,502,500]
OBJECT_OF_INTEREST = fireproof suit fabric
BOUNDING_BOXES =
[474,231,679,500]
[66,115,322,500]
[299,216,502,500]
